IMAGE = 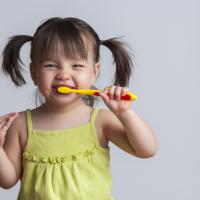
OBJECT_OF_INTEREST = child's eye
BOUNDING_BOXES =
[73,64,84,68]
[44,64,57,68]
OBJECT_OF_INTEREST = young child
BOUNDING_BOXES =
[0,17,157,199]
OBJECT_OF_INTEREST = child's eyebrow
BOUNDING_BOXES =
[40,59,58,64]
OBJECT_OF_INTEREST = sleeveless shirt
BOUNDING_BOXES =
[17,108,115,200]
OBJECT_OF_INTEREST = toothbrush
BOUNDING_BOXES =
[57,86,138,101]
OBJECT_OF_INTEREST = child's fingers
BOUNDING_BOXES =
[0,120,7,130]
[0,117,14,146]
[99,91,109,104]
[0,114,10,121]
[0,116,10,127]
[107,85,129,100]
[1,118,13,132]
[0,113,19,136]
[115,86,122,100]
[122,87,129,95]
[0,119,5,126]
[0,118,12,137]
[0,112,18,121]
[102,86,110,94]
[101,85,130,101]
[107,85,116,99]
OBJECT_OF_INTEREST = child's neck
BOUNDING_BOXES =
[39,100,89,115]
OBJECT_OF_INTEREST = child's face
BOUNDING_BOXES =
[30,45,100,105]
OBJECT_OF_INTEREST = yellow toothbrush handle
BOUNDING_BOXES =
[76,89,101,95]
[57,87,138,101]
[90,90,138,101]
[84,90,138,101]
[120,92,138,101]
[57,87,101,95]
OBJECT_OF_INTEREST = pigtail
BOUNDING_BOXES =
[1,35,33,86]
[101,37,134,87]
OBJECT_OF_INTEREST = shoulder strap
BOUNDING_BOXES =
[26,109,33,134]
[90,108,99,124]
[89,108,109,151]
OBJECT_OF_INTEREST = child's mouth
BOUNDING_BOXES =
[52,85,76,95]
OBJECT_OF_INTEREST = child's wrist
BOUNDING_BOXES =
[114,109,133,119]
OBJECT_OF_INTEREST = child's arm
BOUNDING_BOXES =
[101,109,157,158]
[99,86,157,158]
[0,113,22,189]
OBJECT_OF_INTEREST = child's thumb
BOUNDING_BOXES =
[99,92,109,104]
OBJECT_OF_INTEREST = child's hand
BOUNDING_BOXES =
[0,112,19,148]
[99,85,132,115]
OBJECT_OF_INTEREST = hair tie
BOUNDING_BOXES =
[100,40,104,45]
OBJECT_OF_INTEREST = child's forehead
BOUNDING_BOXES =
[40,40,94,63]
[41,55,87,63]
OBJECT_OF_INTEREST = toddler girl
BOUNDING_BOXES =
[0,17,157,200]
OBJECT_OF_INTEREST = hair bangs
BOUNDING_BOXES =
[32,20,90,64]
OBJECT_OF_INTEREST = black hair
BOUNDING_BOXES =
[1,17,134,107]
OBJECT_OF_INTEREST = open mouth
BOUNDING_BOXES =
[53,85,75,89]
[52,85,76,95]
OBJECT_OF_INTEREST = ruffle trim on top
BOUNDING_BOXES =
[22,145,109,164]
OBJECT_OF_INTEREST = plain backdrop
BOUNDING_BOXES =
[0,0,199,199]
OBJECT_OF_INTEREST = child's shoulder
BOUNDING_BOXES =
[97,108,115,122]
[10,111,28,149]
[95,108,117,148]
[9,110,26,131]
[96,108,121,132]
[3,110,27,152]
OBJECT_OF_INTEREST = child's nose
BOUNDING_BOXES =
[56,68,71,80]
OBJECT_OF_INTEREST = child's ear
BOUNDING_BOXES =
[29,63,37,86]
[92,62,100,84]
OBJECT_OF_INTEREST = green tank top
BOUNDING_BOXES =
[17,108,115,200]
